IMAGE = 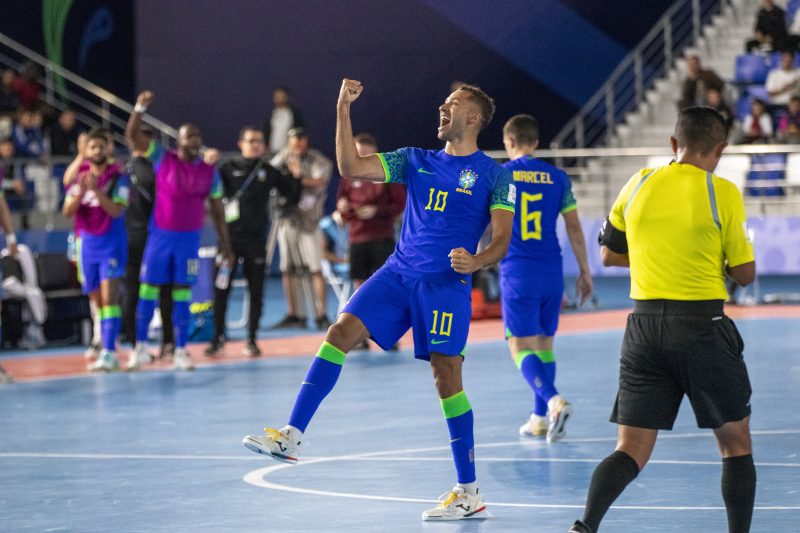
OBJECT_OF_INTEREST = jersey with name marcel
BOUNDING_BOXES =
[500,155,577,277]
[378,147,515,284]
[144,141,222,233]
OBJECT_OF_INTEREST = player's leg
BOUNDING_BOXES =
[130,231,169,369]
[80,249,106,369]
[207,251,241,357]
[94,274,123,370]
[416,281,485,521]
[243,267,410,463]
[509,334,555,437]
[171,284,193,370]
[122,239,145,345]
[158,284,175,358]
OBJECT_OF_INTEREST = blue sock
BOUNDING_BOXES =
[172,288,191,349]
[516,350,558,416]
[287,342,345,433]
[100,305,121,351]
[136,284,158,342]
[442,390,476,484]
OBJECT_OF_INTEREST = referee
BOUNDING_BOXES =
[570,107,756,533]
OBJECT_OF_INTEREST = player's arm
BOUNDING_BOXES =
[336,79,385,181]
[0,195,17,256]
[450,209,514,274]
[62,179,86,218]
[563,209,592,305]
[207,172,234,263]
[126,91,154,154]
[89,175,126,218]
[62,133,88,187]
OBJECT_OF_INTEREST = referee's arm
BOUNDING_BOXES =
[720,180,756,287]
[599,172,640,268]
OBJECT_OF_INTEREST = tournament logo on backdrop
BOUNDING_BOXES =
[457,169,478,195]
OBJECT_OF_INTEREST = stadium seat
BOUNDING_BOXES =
[34,253,89,344]
[734,55,770,84]
[747,153,786,196]
[735,85,769,121]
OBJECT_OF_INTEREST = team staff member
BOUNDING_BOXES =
[205,127,301,357]
[569,107,756,533]
[122,126,174,364]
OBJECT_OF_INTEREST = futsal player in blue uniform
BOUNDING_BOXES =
[244,79,516,520]
[500,115,592,443]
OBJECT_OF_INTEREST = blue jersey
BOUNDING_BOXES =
[378,147,515,284]
[500,156,576,277]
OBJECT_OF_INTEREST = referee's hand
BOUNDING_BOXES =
[576,271,593,307]
[449,248,480,274]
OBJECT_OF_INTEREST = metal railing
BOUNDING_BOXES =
[550,0,724,149]
[0,32,176,147]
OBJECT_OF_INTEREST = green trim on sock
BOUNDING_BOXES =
[536,350,555,363]
[99,305,121,320]
[139,284,159,300]
[172,288,192,301]
[441,390,471,419]
[514,350,536,369]
[316,341,346,365]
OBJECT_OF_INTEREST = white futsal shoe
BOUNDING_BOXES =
[519,414,549,437]
[243,427,301,464]
[84,342,101,361]
[126,343,152,371]
[422,486,487,521]
[172,348,195,371]
[547,396,573,443]
[88,349,120,372]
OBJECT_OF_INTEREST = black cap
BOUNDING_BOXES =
[287,127,307,138]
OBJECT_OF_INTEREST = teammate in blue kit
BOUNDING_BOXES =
[243,79,516,520]
[500,115,592,443]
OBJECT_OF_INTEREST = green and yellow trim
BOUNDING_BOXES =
[99,305,121,320]
[139,283,159,300]
[441,390,472,419]
[316,341,346,366]
[172,288,192,302]
[515,349,555,369]
[560,204,577,214]
[490,203,515,213]
[377,153,391,183]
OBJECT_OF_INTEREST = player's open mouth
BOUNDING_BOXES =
[439,115,451,130]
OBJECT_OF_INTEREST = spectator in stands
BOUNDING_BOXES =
[765,50,800,108]
[745,0,788,53]
[678,52,724,111]
[264,86,305,155]
[204,126,301,358]
[121,125,175,358]
[777,95,800,142]
[49,109,81,157]
[0,69,20,115]
[738,98,774,143]
[11,107,45,159]
[270,127,333,330]
[337,133,405,289]
[705,88,734,131]
[0,187,19,384]
[320,209,349,277]
[11,62,41,110]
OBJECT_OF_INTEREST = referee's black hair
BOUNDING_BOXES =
[674,106,728,154]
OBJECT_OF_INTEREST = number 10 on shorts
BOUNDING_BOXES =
[430,310,453,336]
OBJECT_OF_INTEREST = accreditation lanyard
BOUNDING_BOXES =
[224,159,264,223]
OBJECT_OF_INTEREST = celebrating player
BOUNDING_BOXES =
[243,79,516,521]
[62,127,130,371]
[500,114,592,442]
[125,91,232,371]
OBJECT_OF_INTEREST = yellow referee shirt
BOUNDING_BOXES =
[608,162,754,301]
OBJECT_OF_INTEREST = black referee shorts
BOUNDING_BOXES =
[611,299,752,430]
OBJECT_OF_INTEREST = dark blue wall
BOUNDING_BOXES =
[134,0,671,155]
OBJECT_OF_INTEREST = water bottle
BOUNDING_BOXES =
[215,260,231,290]
[67,231,77,262]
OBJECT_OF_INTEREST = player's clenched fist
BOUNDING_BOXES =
[449,247,481,274]
[136,91,154,108]
[338,79,363,106]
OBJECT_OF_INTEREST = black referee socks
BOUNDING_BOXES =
[581,450,640,532]
[721,454,756,533]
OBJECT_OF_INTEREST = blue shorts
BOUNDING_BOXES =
[140,227,201,286]
[501,273,563,338]
[343,267,472,361]
[80,237,127,294]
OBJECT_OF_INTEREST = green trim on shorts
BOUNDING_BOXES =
[99,305,121,320]
[139,283,159,300]
[172,288,192,301]
[316,341,346,365]
[441,390,471,419]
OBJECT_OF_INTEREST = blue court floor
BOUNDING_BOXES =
[1,315,799,532]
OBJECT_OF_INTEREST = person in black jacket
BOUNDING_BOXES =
[121,126,175,366]
[745,0,788,52]
[205,126,301,357]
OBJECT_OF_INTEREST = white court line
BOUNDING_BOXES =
[241,430,800,512]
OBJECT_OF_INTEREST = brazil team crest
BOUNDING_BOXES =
[457,169,478,195]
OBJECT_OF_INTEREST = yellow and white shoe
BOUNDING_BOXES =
[519,414,549,437]
[547,395,573,443]
[421,487,487,521]
[243,427,301,464]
